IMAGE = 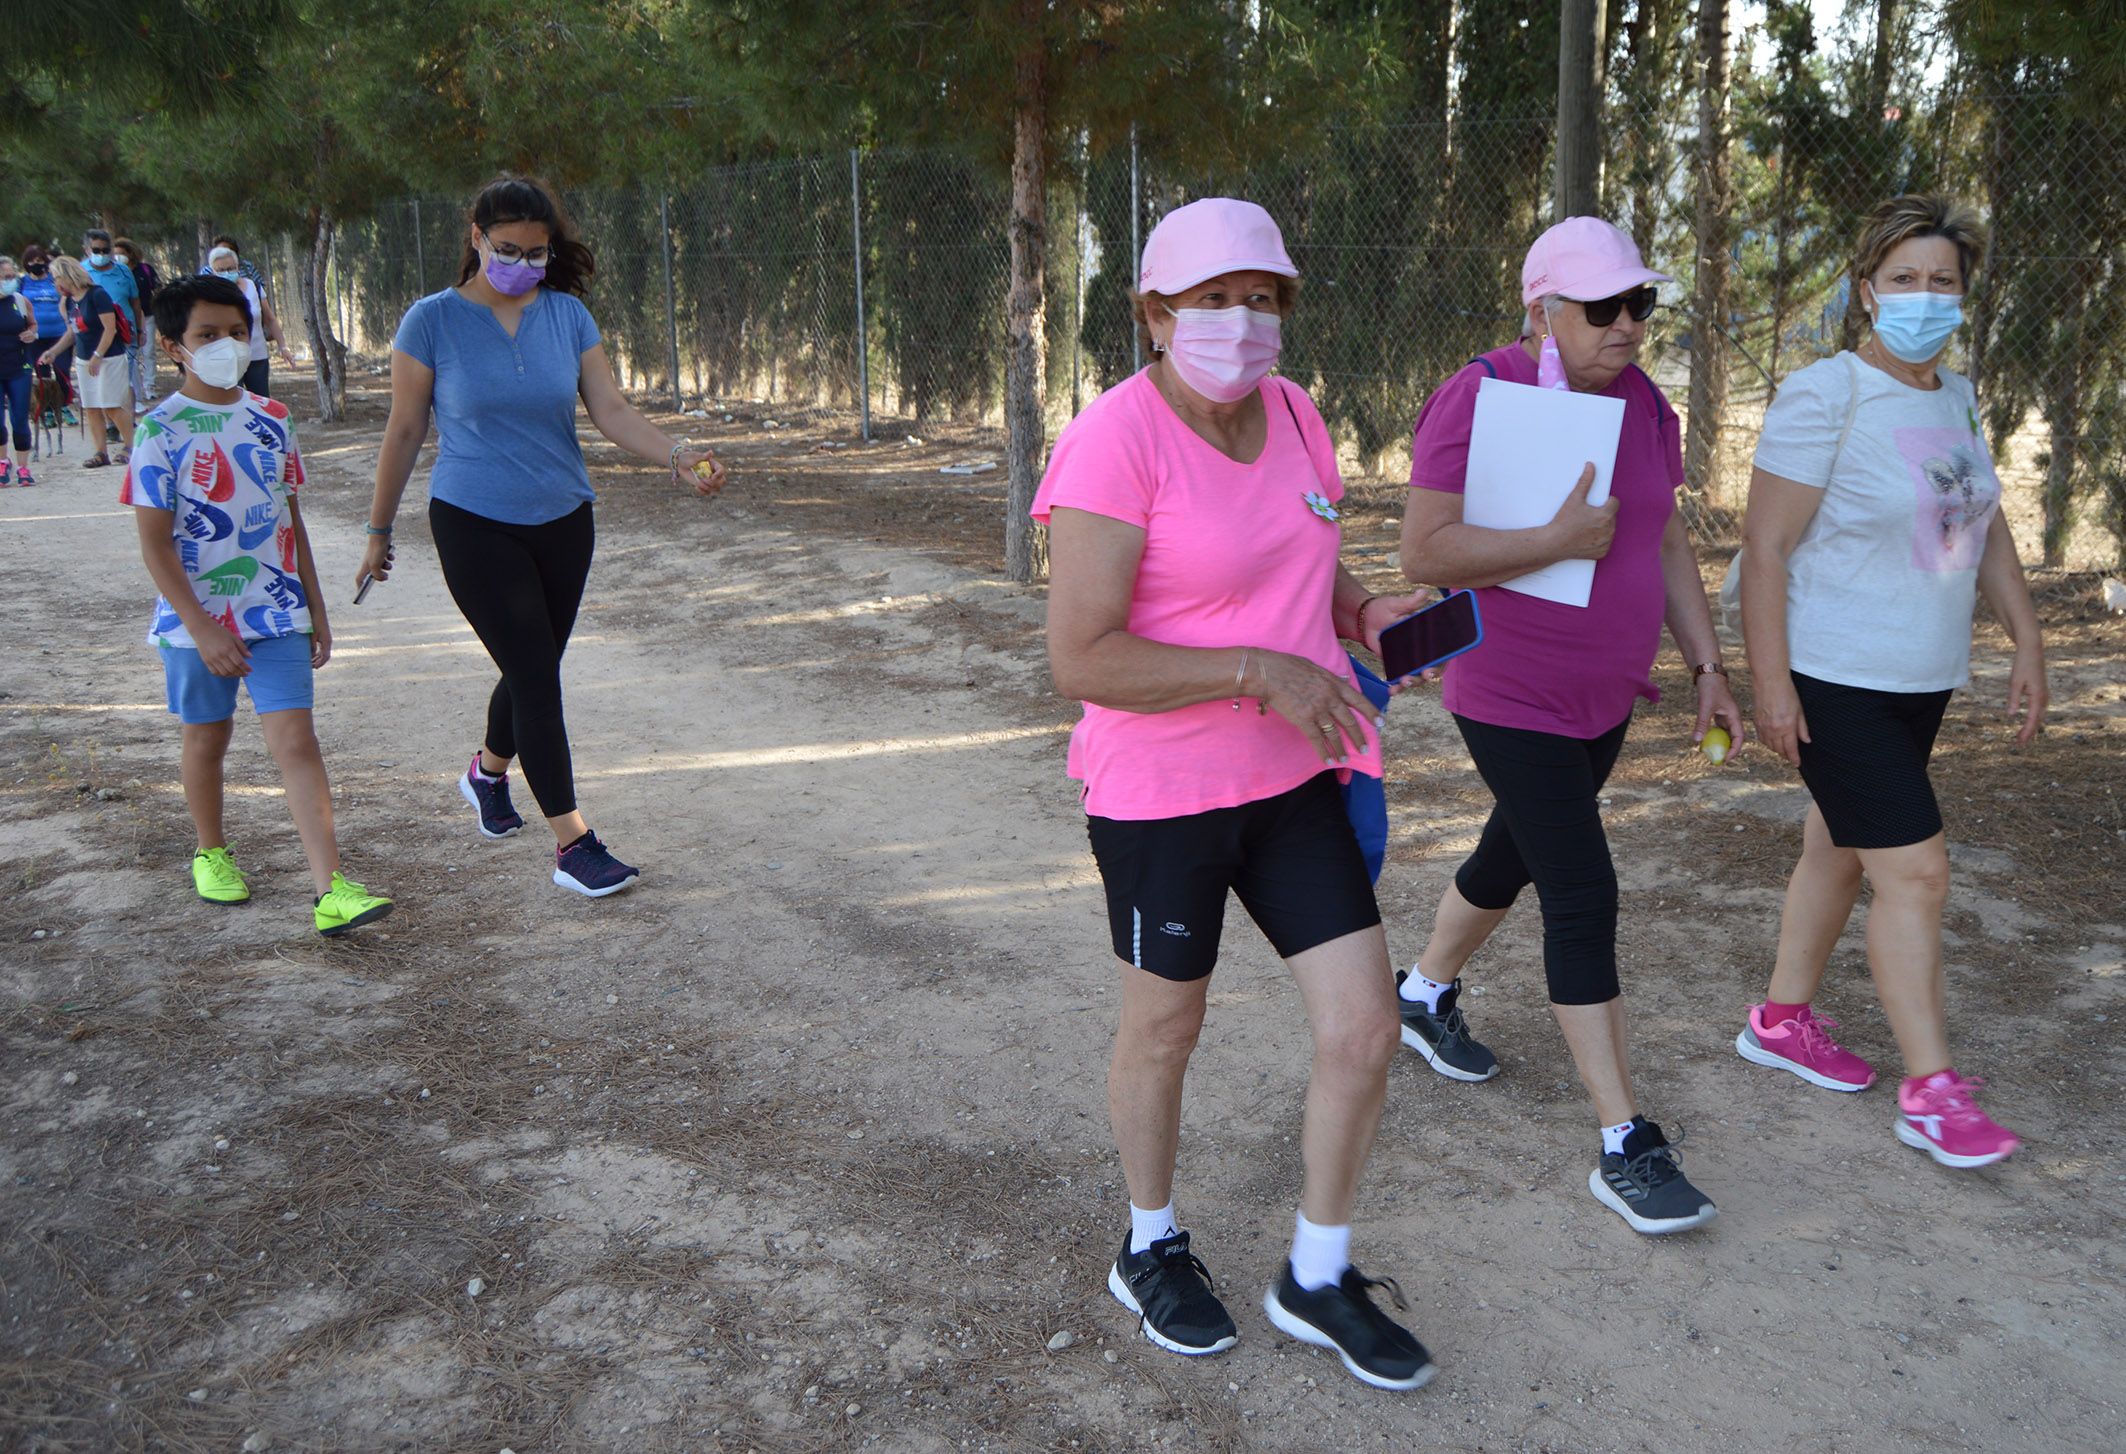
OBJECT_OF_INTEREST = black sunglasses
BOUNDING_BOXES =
[1580,287,1659,327]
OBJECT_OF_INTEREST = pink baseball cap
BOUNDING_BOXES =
[1520,216,1672,304]
[1138,198,1298,295]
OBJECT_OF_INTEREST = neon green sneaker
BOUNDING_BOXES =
[192,846,250,905]
[313,872,394,938]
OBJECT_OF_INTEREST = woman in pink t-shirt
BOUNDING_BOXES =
[1036,199,1434,1389]
[1394,217,1746,1237]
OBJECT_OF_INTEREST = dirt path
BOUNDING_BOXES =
[2,389,2122,1454]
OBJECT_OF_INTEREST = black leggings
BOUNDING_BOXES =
[429,498,596,818]
[1451,713,1631,1006]
[2,373,27,450]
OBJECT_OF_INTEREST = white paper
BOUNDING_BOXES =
[1462,376,1626,608]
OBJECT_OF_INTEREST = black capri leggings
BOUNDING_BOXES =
[2,373,28,450]
[1451,713,1631,1006]
[428,498,596,819]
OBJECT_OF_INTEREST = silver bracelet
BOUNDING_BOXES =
[1232,648,1250,711]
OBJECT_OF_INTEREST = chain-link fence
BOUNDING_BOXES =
[231,87,2118,574]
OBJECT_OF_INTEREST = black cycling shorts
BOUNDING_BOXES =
[1791,672,1953,850]
[1085,773,1381,982]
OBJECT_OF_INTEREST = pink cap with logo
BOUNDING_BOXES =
[1520,216,1672,304]
[1138,198,1299,295]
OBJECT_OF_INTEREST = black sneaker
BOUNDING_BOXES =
[459,757,526,839]
[1395,970,1499,1082]
[553,831,640,897]
[1263,1263,1435,1390]
[1107,1231,1238,1356]
[1588,1119,1718,1234]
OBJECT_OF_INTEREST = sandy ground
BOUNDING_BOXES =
[2,381,2123,1454]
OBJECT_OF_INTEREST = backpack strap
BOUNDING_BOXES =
[1829,351,1862,477]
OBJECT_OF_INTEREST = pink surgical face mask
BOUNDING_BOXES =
[1161,303,1281,402]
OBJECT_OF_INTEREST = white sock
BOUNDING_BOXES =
[1290,1212,1351,1292]
[471,758,503,782]
[1399,968,1453,1010]
[1129,1201,1178,1254]
[1601,1118,1639,1156]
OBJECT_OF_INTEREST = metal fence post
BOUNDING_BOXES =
[1129,124,1142,371]
[660,190,681,412]
[1071,182,1086,415]
[851,148,871,442]
[412,197,425,292]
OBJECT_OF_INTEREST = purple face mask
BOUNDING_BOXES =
[483,246,546,297]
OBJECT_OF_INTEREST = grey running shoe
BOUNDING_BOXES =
[1396,971,1500,1082]
[1588,1119,1717,1235]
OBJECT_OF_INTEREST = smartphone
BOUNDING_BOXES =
[1379,590,1483,682]
[353,574,375,605]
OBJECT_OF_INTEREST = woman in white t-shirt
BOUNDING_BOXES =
[1736,194,2046,1170]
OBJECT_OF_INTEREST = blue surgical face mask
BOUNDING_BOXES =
[86,251,113,268]
[0,279,17,297]
[1868,285,1964,363]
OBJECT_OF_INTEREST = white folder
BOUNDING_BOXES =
[1462,376,1626,608]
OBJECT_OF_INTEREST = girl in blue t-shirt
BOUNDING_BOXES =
[360,175,729,899]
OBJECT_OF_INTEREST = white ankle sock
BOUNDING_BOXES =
[471,758,503,782]
[1601,1117,1639,1156]
[1290,1212,1351,1292]
[1129,1201,1178,1254]
[1399,968,1453,1010]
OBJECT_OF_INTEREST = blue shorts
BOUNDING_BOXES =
[159,634,315,724]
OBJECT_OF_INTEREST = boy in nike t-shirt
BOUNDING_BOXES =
[120,275,392,937]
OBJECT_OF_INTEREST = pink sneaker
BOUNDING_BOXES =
[1735,1003,1876,1091]
[1895,1071,2020,1168]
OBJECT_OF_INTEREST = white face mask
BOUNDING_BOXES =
[1159,304,1282,403]
[183,336,248,390]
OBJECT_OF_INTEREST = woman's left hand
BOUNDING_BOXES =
[1696,672,1749,761]
[675,447,727,498]
[310,617,333,670]
[1360,589,1445,692]
[2008,643,2047,745]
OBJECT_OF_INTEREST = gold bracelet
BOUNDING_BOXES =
[1232,648,1250,711]
[1353,594,1383,640]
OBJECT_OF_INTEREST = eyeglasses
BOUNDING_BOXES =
[1580,287,1658,327]
[483,234,552,267]
[87,247,112,258]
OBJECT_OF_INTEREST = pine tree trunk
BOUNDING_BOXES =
[1840,0,1901,351]
[1002,0,1049,585]
[1685,0,1732,502]
[297,207,347,423]
[1555,0,1607,220]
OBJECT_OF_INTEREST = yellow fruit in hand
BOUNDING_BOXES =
[1701,726,1732,764]
[692,459,717,479]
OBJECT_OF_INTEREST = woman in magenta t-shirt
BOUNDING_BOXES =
[1036,199,1435,1388]
[1394,217,1746,1237]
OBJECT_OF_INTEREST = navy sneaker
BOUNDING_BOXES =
[1107,1231,1238,1356]
[1395,970,1500,1082]
[1588,1119,1718,1235]
[1263,1263,1434,1390]
[554,831,639,897]
[459,757,525,839]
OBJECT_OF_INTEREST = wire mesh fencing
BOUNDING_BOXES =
[294,87,2120,579]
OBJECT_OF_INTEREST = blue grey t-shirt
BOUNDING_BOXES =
[393,287,603,525]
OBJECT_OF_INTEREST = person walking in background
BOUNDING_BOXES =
[1040,198,1437,1389]
[359,175,726,898]
[80,230,139,443]
[203,234,269,293]
[18,244,74,407]
[1737,194,2046,1169]
[0,256,36,485]
[121,274,393,936]
[1395,216,1746,1236]
[114,238,160,408]
[206,245,294,397]
[39,256,130,467]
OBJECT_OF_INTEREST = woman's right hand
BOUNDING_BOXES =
[1755,672,1810,767]
[357,532,396,588]
[1251,650,1380,765]
[1544,464,1618,560]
